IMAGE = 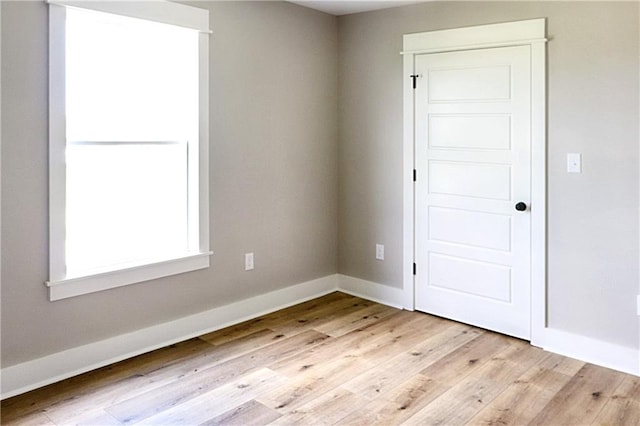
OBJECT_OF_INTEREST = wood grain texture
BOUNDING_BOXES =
[3,292,639,425]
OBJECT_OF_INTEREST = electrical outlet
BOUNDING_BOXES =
[376,244,384,260]
[567,153,582,173]
[245,253,254,271]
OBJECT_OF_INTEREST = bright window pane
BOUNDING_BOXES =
[65,8,198,142]
[64,8,199,277]
[66,143,188,276]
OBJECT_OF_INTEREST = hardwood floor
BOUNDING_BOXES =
[2,291,639,425]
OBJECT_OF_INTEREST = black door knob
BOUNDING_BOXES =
[515,202,527,211]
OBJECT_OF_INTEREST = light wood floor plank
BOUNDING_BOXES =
[337,374,449,426]
[105,330,329,424]
[267,387,367,426]
[202,292,365,344]
[76,410,123,426]
[466,339,548,385]
[200,400,281,426]
[355,311,458,365]
[27,339,225,425]
[312,303,400,337]
[135,368,287,425]
[3,292,638,426]
[517,351,586,390]
[0,410,56,426]
[256,348,375,414]
[467,351,584,426]
[529,363,627,425]
[419,331,513,384]
[0,338,211,423]
[199,328,288,361]
[255,311,441,415]
[593,376,640,425]
[268,296,378,337]
[266,309,413,377]
[401,376,505,425]
[340,323,481,400]
[43,332,280,425]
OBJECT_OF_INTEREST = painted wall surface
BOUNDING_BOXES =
[0,1,338,367]
[2,0,639,370]
[337,1,640,348]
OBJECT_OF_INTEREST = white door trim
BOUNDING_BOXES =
[402,19,547,346]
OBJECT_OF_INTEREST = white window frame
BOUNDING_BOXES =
[46,0,211,301]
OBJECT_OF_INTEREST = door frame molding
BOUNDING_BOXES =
[401,19,547,345]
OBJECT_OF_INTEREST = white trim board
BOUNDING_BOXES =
[2,273,638,399]
[0,275,338,399]
[339,276,638,375]
[402,19,546,54]
[45,0,211,33]
[2,273,403,399]
[537,328,638,376]
[0,274,403,400]
[338,274,405,309]
[338,277,638,375]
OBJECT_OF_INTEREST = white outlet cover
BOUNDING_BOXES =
[245,253,254,271]
[376,244,384,260]
[567,153,581,173]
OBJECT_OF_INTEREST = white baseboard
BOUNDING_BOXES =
[3,273,637,399]
[534,327,638,376]
[337,275,639,377]
[0,274,338,400]
[337,274,405,309]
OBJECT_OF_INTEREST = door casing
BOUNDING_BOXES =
[401,19,547,346]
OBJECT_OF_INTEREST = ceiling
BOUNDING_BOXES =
[288,0,427,16]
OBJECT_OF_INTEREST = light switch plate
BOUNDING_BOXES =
[245,253,254,271]
[567,153,582,173]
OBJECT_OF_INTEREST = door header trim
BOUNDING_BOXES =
[402,19,546,54]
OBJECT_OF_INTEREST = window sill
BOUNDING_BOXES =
[45,252,213,301]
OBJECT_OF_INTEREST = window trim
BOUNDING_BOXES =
[46,0,211,301]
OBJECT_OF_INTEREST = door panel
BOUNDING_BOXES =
[428,207,511,251]
[428,66,512,101]
[429,253,512,302]
[415,45,531,339]
[429,115,512,150]
[428,161,512,200]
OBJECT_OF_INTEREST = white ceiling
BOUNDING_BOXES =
[288,0,427,16]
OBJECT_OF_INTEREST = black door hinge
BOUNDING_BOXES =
[413,169,417,182]
[413,263,417,275]
[410,74,419,89]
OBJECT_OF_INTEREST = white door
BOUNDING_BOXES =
[415,45,532,340]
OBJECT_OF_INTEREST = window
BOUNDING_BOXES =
[47,1,211,301]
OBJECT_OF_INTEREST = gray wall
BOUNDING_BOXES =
[337,1,640,348]
[2,0,639,369]
[0,1,338,367]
